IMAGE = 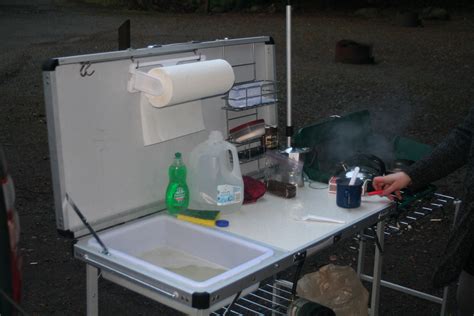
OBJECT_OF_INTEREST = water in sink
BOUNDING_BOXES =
[139,246,228,282]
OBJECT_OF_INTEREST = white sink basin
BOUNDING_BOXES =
[87,214,273,288]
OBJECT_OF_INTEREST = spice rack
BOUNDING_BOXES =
[223,80,278,167]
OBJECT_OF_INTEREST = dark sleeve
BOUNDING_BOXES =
[405,107,474,189]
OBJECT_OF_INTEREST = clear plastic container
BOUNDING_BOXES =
[189,131,244,213]
[264,150,304,187]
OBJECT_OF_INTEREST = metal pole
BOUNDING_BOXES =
[357,233,366,277]
[370,220,385,316]
[453,199,462,226]
[361,274,444,304]
[0,288,30,316]
[66,193,109,255]
[86,264,99,316]
[440,287,449,316]
[440,199,462,316]
[286,3,292,148]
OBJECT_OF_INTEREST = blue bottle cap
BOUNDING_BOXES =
[215,220,229,227]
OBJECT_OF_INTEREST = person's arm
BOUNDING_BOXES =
[373,172,412,199]
[405,107,474,189]
[373,106,474,197]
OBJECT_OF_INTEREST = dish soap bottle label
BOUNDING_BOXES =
[173,187,186,203]
[217,185,242,205]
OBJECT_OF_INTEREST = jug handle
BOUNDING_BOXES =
[362,179,371,196]
[224,142,242,178]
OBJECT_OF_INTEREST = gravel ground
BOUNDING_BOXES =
[1,2,474,315]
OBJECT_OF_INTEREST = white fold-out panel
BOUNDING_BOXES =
[43,37,277,235]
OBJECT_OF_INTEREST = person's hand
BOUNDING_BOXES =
[372,172,412,200]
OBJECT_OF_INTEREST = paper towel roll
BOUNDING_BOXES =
[146,59,235,108]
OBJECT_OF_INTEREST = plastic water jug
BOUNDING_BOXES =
[189,130,243,213]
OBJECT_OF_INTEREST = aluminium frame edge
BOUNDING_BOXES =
[53,36,272,66]
[74,244,293,311]
[43,71,68,231]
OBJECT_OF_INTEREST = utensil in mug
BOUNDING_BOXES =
[329,176,370,195]
[349,166,360,186]
[336,178,363,208]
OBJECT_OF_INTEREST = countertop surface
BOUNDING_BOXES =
[219,182,392,252]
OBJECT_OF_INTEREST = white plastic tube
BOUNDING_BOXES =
[294,215,345,224]
[349,166,360,186]
[286,4,292,148]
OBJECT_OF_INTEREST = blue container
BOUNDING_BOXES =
[336,178,362,208]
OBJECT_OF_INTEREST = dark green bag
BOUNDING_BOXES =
[293,110,432,183]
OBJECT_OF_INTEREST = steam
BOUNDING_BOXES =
[299,83,420,174]
[312,108,412,173]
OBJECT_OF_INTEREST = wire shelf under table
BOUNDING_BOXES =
[212,280,293,316]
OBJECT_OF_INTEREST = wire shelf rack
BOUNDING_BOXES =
[346,191,458,253]
[222,80,278,112]
[212,279,293,316]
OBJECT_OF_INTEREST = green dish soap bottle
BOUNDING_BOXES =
[165,152,189,215]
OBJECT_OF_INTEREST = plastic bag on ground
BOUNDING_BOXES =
[296,264,369,316]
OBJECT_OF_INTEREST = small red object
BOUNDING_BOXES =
[367,190,384,196]
[243,176,266,204]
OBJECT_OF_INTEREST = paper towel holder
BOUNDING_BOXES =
[129,54,209,146]
[127,54,204,96]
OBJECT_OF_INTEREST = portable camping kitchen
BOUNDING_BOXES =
[42,36,400,315]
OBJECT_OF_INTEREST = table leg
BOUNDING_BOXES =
[357,232,366,277]
[370,220,385,316]
[440,199,462,316]
[86,264,99,316]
